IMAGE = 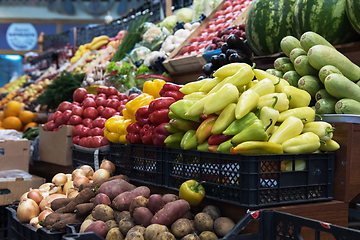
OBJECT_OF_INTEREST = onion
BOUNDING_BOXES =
[39,183,55,192]
[72,169,86,180]
[63,181,74,194]
[17,198,40,223]
[66,174,72,181]
[67,188,79,198]
[48,186,63,195]
[27,189,43,204]
[80,165,94,177]
[38,209,52,222]
[39,194,66,211]
[73,176,89,188]
[30,216,41,228]
[100,160,116,175]
[93,169,110,182]
[20,191,29,202]
[52,173,67,186]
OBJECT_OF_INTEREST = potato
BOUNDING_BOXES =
[144,224,169,240]
[199,231,218,240]
[183,211,194,220]
[148,194,165,214]
[129,196,149,216]
[127,226,146,236]
[162,194,179,204]
[151,200,190,226]
[202,205,221,221]
[84,220,109,238]
[194,213,213,232]
[92,204,114,222]
[80,219,94,233]
[106,227,124,240]
[153,232,176,240]
[214,217,235,237]
[113,186,151,211]
[133,207,153,227]
[94,193,111,207]
[99,179,136,200]
[115,211,130,223]
[119,216,136,235]
[106,219,119,230]
[125,231,144,240]
[181,233,200,240]
[85,214,94,221]
[171,218,194,238]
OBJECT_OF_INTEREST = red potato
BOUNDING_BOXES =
[112,186,151,211]
[162,194,179,204]
[84,220,108,238]
[148,194,165,214]
[150,200,190,226]
[93,193,111,207]
[132,207,153,227]
[98,178,136,200]
[129,196,148,216]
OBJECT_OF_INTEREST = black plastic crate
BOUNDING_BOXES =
[108,143,132,176]
[222,209,360,240]
[6,206,65,240]
[62,224,103,240]
[0,205,8,240]
[164,148,334,208]
[72,147,109,170]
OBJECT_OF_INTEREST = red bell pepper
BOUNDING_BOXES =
[149,108,170,125]
[152,122,171,146]
[126,123,142,144]
[162,91,185,101]
[135,106,151,127]
[159,83,183,96]
[148,97,176,125]
[208,134,232,145]
[140,124,155,145]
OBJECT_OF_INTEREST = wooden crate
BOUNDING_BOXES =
[163,1,249,74]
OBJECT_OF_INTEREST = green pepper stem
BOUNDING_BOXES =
[320,139,326,144]
[274,78,280,86]
[255,107,260,117]
[264,119,273,132]
[190,181,206,193]
[271,96,278,109]
[251,63,256,69]
[300,117,307,121]
[315,114,322,120]
[288,95,292,101]
[325,127,335,134]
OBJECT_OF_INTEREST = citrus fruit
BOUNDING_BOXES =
[19,111,35,124]
[2,116,22,131]
[23,122,38,131]
[4,101,21,117]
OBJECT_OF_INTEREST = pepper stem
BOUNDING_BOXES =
[320,139,326,144]
[190,181,206,193]
[315,114,322,120]
[251,62,256,69]
[271,96,278,109]
[300,117,307,121]
[288,95,292,101]
[265,119,273,132]
[255,107,260,117]
[274,78,280,86]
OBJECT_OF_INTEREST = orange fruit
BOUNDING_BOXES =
[0,111,4,121]
[23,122,38,131]
[2,116,22,131]
[19,110,35,124]
[4,101,21,117]
[0,127,5,130]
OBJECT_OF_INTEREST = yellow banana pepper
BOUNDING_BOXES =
[142,79,166,98]
[268,116,303,144]
[282,132,320,154]
[319,139,340,152]
[235,90,259,119]
[281,86,311,109]
[124,93,154,122]
[278,107,315,123]
[230,141,283,155]
[258,93,289,112]
[248,78,275,96]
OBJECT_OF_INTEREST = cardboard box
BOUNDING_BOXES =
[39,125,74,166]
[0,139,30,172]
[0,175,45,205]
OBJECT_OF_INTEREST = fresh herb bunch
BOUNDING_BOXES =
[36,71,85,111]
[106,62,136,92]
[135,64,153,75]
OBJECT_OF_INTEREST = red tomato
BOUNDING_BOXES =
[105,99,121,109]
[188,44,198,52]
[198,35,206,42]
[69,115,83,126]
[83,107,98,119]
[207,20,216,27]
[44,121,56,131]
[96,86,108,95]
[216,18,226,25]
[92,117,106,129]
[225,13,234,21]
[101,107,116,119]
[82,97,96,108]
[190,36,200,43]
[95,97,106,107]
[199,43,209,49]
[223,1,232,9]
[105,86,118,97]
[73,136,81,145]
[73,88,88,103]
[57,101,71,112]
[233,5,242,11]
[201,29,208,35]
[71,106,83,117]
[207,27,216,34]
[181,46,190,54]
[224,6,233,15]
[72,124,84,136]
[91,136,103,148]
[224,22,231,28]
[214,10,225,18]
[61,110,72,124]
[205,34,213,42]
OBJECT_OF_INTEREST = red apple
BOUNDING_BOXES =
[105,86,118,97]
[72,124,84,136]
[102,107,117,119]
[128,94,139,101]
[57,101,72,112]
[82,98,96,108]
[44,121,56,131]
[85,94,96,99]
[97,106,105,116]
[83,107,98,119]
[78,137,86,147]
[90,127,103,136]
[117,93,127,100]
[73,88,88,103]
[79,126,90,138]
[68,115,83,125]
[97,86,108,95]
[91,136,103,148]
[61,110,72,124]
[106,99,120,109]
[92,117,106,129]
[73,136,81,145]
[71,106,83,117]
[95,97,106,107]
[82,118,93,128]
[101,137,109,146]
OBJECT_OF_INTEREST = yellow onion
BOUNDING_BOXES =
[38,183,55,192]
[93,169,110,182]
[63,181,74,194]
[52,173,67,186]
[39,194,66,211]
[29,216,41,228]
[100,160,116,175]
[17,198,40,223]
[20,191,29,202]
[72,169,86,180]
[80,165,94,177]
[27,189,43,204]
[67,188,79,198]
[73,176,89,188]
[38,209,53,222]
[66,174,72,181]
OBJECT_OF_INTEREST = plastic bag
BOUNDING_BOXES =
[0,130,23,140]
[0,169,33,181]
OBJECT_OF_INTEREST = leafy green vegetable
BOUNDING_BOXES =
[106,62,136,92]
[135,64,153,76]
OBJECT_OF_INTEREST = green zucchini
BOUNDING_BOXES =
[308,45,360,82]
[283,70,301,87]
[318,65,343,83]
[300,31,335,53]
[335,99,360,114]
[315,89,334,101]
[294,55,318,76]
[281,62,295,73]
[298,75,323,97]
[324,73,360,102]
[280,36,302,57]
[290,48,307,63]
[274,57,291,71]
[266,69,283,78]
[315,98,337,114]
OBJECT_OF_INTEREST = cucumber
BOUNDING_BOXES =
[324,73,360,102]
[281,62,295,73]
[318,65,343,83]
[274,57,291,71]
[298,75,323,97]
[315,89,334,101]
[294,55,318,76]
[290,48,307,63]
[300,31,335,53]
[283,70,301,87]
[308,45,360,82]
[280,36,302,57]
[315,98,337,114]
[335,99,360,114]
[266,69,283,78]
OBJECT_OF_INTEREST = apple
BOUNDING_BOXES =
[73,136,81,145]
[48,114,55,122]
[97,86,108,95]
[97,93,107,99]
[102,107,117,119]
[92,117,106,129]
[57,101,72,112]
[82,98,96,108]
[117,93,127,100]
[85,94,96,99]
[91,136,103,148]
[78,137,86,147]
[95,97,106,107]
[72,124,84,136]
[117,105,126,113]
[79,126,90,138]
[82,118,93,128]
[83,107,98,119]
[128,94,139,101]
[106,99,120,110]
[105,86,118,97]
[71,106,84,117]
[108,95,120,100]
[101,137,110,146]
[73,88,88,103]
[61,110,72,124]
[44,121,56,131]
[69,115,83,125]
[90,127,103,136]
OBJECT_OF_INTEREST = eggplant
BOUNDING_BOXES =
[217,53,228,66]
[229,52,253,65]
[221,43,230,54]
[226,34,254,59]
[198,75,206,81]
[203,63,214,76]
[225,48,243,59]
[211,55,221,69]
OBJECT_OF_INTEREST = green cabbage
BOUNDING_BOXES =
[176,8,193,23]
[161,15,177,33]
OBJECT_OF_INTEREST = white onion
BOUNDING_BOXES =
[73,176,89,188]
[72,169,86,180]
[80,165,94,177]
[17,198,40,223]
[100,160,115,175]
[52,173,67,186]
[63,181,74,194]
[93,169,110,182]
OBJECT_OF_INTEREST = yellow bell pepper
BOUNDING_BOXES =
[124,93,154,122]
[104,116,124,132]
[104,116,131,144]
[142,79,166,98]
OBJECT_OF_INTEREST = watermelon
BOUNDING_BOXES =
[245,0,296,56]
[292,0,358,45]
[346,0,360,34]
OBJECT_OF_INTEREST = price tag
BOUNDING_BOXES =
[94,149,100,171]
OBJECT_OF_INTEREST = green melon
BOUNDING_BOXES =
[346,0,360,34]
[245,0,296,56]
[292,0,358,45]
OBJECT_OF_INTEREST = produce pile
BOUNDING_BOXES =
[17,164,237,240]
